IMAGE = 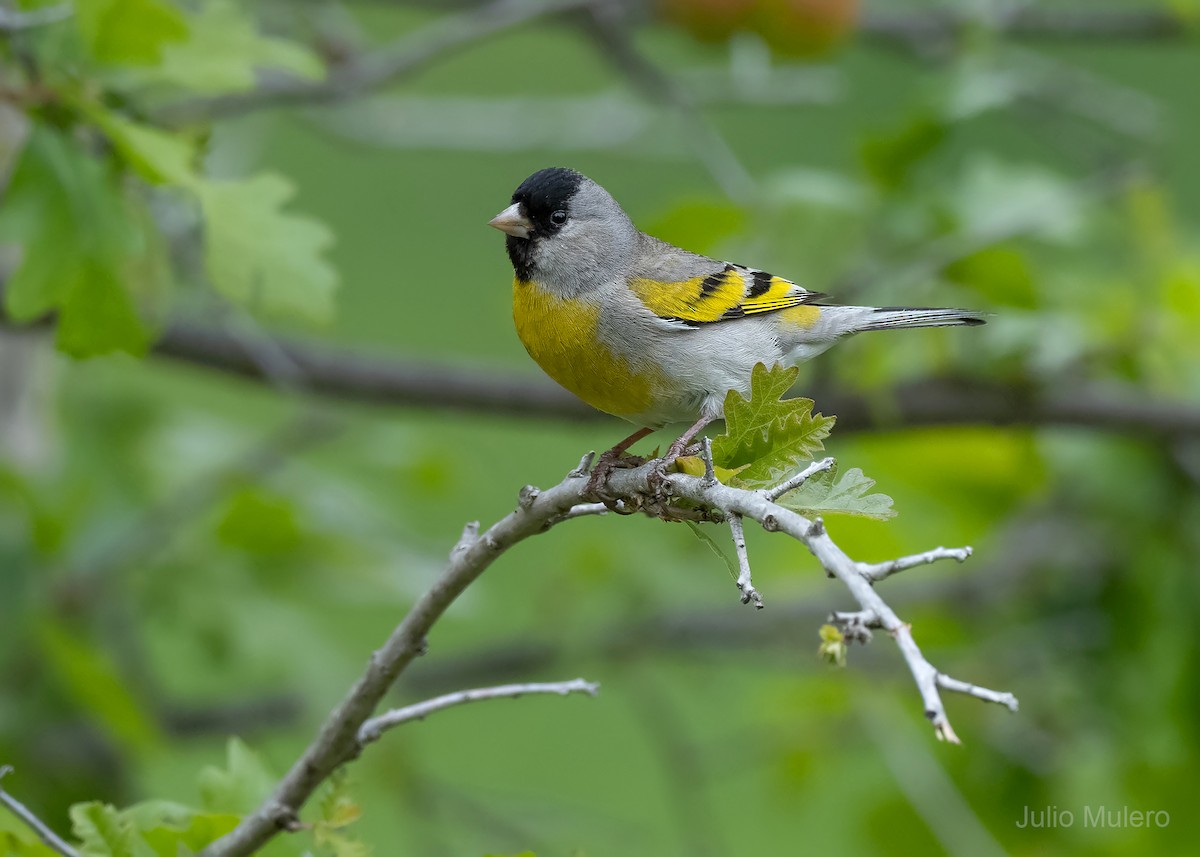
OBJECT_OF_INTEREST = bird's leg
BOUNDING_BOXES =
[646,413,715,498]
[584,426,654,497]
[663,414,714,462]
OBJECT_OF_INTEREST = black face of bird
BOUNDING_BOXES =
[490,167,583,280]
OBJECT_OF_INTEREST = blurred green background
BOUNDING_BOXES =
[2,0,1199,855]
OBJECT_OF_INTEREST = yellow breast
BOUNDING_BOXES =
[512,279,661,420]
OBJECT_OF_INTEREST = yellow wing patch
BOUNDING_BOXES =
[629,265,823,326]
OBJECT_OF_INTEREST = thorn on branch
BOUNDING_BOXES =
[700,436,717,487]
[569,451,596,477]
[452,521,479,554]
[518,484,540,510]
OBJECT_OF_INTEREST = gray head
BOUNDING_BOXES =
[489,168,638,296]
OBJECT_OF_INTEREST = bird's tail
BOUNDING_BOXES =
[859,307,988,331]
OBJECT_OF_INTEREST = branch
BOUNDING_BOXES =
[203,450,1016,856]
[199,460,602,857]
[358,678,598,744]
[859,546,973,584]
[727,514,762,609]
[0,3,71,32]
[860,7,1193,55]
[579,2,756,201]
[763,456,834,502]
[0,767,80,857]
[154,0,596,126]
[5,312,1200,438]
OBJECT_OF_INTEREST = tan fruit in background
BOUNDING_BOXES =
[658,0,760,43]
[751,0,860,57]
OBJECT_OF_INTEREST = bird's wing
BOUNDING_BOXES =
[627,253,827,327]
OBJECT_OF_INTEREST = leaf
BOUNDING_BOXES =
[711,363,835,489]
[673,455,745,483]
[817,624,847,667]
[86,108,198,186]
[195,173,339,322]
[152,0,323,94]
[216,488,304,555]
[133,811,240,857]
[39,621,161,753]
[56,259,154,357]
[860,113,946,190]
[70,803,144,857]
[0,125,153,356]
[0,832,61,857]
[197,739,275,815]
[74,0,189,65]
[775,465,896,520]
[943,244,1036,309]
[644,198,745,254]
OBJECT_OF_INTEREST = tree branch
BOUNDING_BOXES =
[0,3,71,32]
[358,678,598,744]
[0,767,80,857]
[6,313,1200,438]
[154,0,597,126]
[859,546,973,584]
[860,7,1193,56]
[202,451,1016,856]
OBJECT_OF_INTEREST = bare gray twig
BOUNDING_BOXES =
[358,678,598,744]
[763,456,835,502]
[155,0,596,125]
[859,546,973,583]
[580,1,756,201]
[727,514,762,609]
[202,451,1016,856]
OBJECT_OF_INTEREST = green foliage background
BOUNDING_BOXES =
[2,1,1199,855]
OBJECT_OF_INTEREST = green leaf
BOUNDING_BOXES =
[86,107,198,186]
[74,0,189,65]
[56,259,154,357]
[0,125,153,355]
[152,0,323,94]
[644,198,745,255]
[70,802,145,857]
[128,805,239,857]
[0,832,61,857]
[39,621,161,753]
[943,244,1036,309]
[195,173,338,322]
[775,465,896,520]
[197,739,275,815]
[216,488,304,555]
[817,624,847,667]
[711,363,835,489]
[860,113,946,190]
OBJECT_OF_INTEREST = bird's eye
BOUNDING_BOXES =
[550,210,568,226]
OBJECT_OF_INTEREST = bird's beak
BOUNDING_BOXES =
[488,203,533,238]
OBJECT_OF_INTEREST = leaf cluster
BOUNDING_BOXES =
[0,0,337,356]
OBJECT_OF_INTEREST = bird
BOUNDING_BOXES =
[489,167,985,484]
